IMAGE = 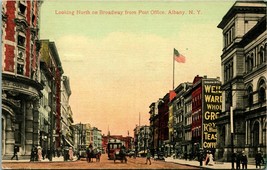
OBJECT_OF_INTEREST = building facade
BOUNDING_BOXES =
[40,40,64,155]
[91,127,102,150]
[2,0,43,159]
[61,76,73,148]
[217,1,266,161]
[183,84,193,157]
[191,75,222,157]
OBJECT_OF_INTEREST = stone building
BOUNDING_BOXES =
[61,76,74,148]
[216,1,266,160]
[2,0,43,159]
[40,40,64,154]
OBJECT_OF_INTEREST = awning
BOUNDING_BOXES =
[64,138,74,148]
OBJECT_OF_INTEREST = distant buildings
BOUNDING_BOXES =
[148,76,221,158]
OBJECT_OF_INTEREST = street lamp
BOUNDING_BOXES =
[230,106,234,170]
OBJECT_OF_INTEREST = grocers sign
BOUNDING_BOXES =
[202,80,222,149]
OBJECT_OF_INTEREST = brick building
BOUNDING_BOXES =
[2,0,43,159]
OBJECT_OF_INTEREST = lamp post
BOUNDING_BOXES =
[230,106,234,170]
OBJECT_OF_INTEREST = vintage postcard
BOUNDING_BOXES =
[2,0,266,169]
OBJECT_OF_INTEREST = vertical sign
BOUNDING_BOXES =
[202,80,222,149]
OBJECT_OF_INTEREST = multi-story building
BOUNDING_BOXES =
[72,123,90,150]
[148,98,164,156]
[137,126,151,155]
[39,59,52,158]
[91,127,102,150]
[191,75,203,156]
[191,75,222,157]
[217,1,266,161]
[2,0,43,159]
[158,93,169,155]
[171,82,192,157]
[61,76,73,148]
[40,40,64,153]
[183,84,193,157]
[133,125,141,153]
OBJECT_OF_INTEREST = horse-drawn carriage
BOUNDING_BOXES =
[87,148,101,162]
[113,148,127,163]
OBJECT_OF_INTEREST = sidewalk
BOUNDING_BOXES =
[164,157,264,169]
[2,156,78,163]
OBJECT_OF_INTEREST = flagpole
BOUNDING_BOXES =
[173,48,175,90]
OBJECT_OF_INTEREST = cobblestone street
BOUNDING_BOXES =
[2,154,200,169]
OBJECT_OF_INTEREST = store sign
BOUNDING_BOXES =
[202,81,222,149]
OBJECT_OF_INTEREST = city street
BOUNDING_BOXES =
[2,154,200,169]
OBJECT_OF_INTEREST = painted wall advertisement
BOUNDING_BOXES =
[202,80,222,149]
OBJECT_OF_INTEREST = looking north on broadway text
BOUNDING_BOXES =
[55,9,202,16]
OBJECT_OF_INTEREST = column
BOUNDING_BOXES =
[25,101,34,155]
[32,98,40,147]
[5,114,15,155]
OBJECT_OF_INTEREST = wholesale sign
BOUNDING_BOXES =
[202,80,222,149]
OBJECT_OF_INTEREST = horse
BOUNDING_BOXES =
[88,149,101,162]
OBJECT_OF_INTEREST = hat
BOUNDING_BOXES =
[37,146,41,149]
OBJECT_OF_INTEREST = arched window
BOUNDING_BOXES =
[248,86,253,107]
[259,45,266,65]
[249,54,254,71]
[258,79,266,103]
[251,121,260,147]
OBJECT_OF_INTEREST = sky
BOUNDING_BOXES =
[40,0,234,137]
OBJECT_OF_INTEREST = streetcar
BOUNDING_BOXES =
[107,139,124,160]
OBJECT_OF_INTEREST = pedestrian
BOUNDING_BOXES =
[37,146,42,161]
[86,146,90,162]
[11,144,19,160]
[145,149,151,165]
[205,151,210,165]
[236,152,241,169]
[69,147,74,161]
[184,152,188,161]
[241,151,248,170]
[255,151,264,169]
[42,148,46,160]
[208,152,214,166]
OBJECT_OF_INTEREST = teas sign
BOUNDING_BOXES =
[202,80,222,149]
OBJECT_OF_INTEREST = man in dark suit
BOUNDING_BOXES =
[11,144,19,160]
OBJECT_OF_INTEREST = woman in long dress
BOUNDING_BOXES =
[69,147,73,160]
[37,146,42,161]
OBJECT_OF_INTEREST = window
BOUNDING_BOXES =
[224,60,233,82]
[17,35,25,47]
[17,63,24,75]
[247,86,253,107]
[18,1,26,15]
[246,54,254,72]
[258,79,266,103]
[258,45,266,65]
